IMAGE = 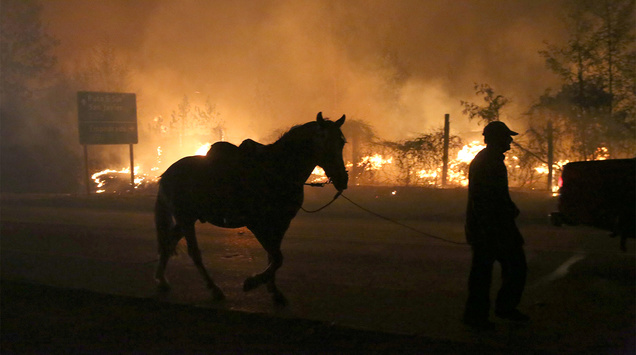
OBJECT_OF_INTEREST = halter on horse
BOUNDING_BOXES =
[154,112,347,305]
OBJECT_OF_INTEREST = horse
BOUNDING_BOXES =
[154,112,348,305]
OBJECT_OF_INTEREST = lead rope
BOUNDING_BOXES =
[301,185,468,245]
[300,190,342,213]
[339,194,468,245]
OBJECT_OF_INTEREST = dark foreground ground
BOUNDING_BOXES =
[1,188,634,354]
[2,281,512,354]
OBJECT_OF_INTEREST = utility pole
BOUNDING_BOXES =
[547,120,554,191]
[442,114,450,187]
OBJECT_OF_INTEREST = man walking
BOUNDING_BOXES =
[463,121,529,330]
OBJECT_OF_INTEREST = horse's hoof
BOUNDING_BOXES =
[210,287,226,302]
[273,292,288,307]
[243,276,260,292]
[156,280,171,293]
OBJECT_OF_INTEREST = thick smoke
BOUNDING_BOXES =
[42,0,566,143]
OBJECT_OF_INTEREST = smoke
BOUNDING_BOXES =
[42,0,566,140]
[30,0,570,189]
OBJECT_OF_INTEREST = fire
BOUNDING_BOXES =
[91,166,146,194]
[151,146,163,173]
[594,147,610,160]
[195,143,212,156]
[416,169,439,185]
[456,141,486,163]
[90,142,212,194]
[311,166,325,176]
[89,131,611,193]
[444,141,486,186]
[358,154,392,171]
[308,166,328,184]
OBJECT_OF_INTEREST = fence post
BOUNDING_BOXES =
[84,145,90,195]
[129,143,135,190]
[547,120,554,191]
[442,114,450,187]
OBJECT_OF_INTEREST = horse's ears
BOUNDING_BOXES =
[316,112,345,127]
[335,115,345,127]
[316,112,325,123]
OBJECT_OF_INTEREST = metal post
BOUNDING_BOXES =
[547,120,554,192]
[442,114,450,187]
[129,144,135,190]
[84,145,90,195]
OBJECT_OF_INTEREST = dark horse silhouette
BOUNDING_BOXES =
[154,112,347,305]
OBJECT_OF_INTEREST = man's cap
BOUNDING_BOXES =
[483,121,518,138]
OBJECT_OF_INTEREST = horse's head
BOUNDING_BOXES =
[315,112,348,192]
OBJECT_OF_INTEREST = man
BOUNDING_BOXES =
[463,121,529,330]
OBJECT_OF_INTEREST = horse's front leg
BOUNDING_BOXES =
[243,243,287,306]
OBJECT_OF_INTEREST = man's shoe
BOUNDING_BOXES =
[462,317,495,330]
[495,309,530,322]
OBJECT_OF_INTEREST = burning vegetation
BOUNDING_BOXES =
[89,135,581,195]
[1,1,633,194]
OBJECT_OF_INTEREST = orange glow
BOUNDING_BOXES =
[358,154,392,171]
[91,166,144,193]
[456,141,486,163]
[195,143,212,156]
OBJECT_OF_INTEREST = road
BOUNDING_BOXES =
[1,189,634,353]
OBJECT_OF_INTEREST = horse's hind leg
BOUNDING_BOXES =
[183,222,225,301]
[265,252,288,306]
[155,226,182,292]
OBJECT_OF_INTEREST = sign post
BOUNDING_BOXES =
[77,91,138,194]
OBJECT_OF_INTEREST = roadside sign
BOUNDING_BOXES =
[77,91,138,144]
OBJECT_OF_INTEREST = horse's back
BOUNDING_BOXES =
[206,141,240,161]
[159,145,249,223]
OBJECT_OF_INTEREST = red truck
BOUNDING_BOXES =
[550,158,635,251]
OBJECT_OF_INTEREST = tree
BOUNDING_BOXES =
[70,41,133,92]
[535,0,636,159]
[341,118,377,184]
[0,0,58,104]
[379,129,462,186]
[167,95,224,147]
[460,83,510,124]
[0,0,86,193]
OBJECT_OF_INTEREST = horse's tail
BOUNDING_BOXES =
[155,184,176,256]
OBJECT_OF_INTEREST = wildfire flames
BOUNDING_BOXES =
[91,166,147,194]
[90,140,609,194]
[359,154,393,171]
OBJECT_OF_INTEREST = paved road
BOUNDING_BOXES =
[1,191,634,353]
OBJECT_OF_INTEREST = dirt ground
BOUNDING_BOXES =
[2,188,633,354]
[1,280,512,354]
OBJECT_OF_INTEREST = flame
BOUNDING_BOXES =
[90,142,212,194]
[456,141,486,163]
[311,166,325,176]
[358,154,392,171]
[594,146,610,160]
[308,166,328,184]
[195,143,212,156]
[90,133,612,193]
[91,166,145,193]
[445,141,486,186]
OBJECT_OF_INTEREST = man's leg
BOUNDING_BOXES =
[464,245,495,326]
[495,244,529,321]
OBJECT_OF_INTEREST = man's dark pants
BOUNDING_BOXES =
[464,241,527,321]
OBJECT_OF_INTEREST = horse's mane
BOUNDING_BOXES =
[275,119,345,146]
[275,121,318,145]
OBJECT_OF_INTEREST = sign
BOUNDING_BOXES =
[77,91,138,145]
